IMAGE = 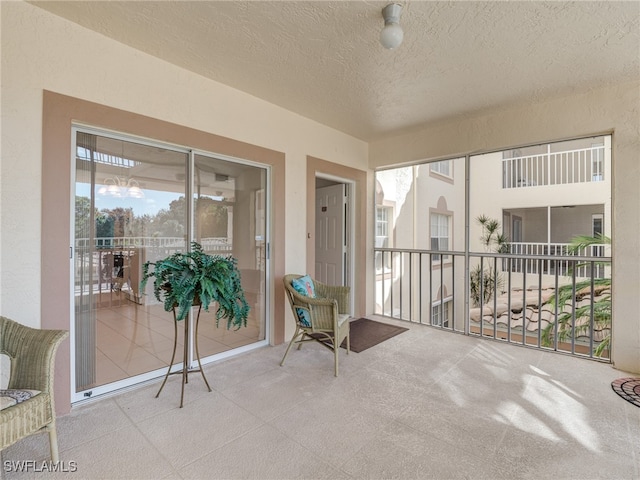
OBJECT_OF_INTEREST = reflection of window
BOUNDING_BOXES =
[430,160,451,177]
[431,213,450,261]
[432,298,451,327]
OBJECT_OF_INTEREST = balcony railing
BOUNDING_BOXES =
[508,242,608,277]
[374,247,612,360]
[73,237,233,296]
[502,145,605,189]
[75,236,231,251]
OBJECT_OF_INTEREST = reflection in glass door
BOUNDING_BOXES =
[192,154,267,357]
[73,129,268,400]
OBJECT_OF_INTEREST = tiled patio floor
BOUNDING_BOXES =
[2,316,638,479]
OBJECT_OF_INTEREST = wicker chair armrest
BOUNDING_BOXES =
[314,282,351,314]
[308,302,340,331]
[290,292,336,308]
[284,285,335,329]
[289,292,338,329]
[1,317,68,393]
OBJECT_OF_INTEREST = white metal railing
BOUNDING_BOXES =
[508,242,607,277]
[73,237,233,295]
[502,145,605,188]
[75,237,231,251]
[374,247,612,361]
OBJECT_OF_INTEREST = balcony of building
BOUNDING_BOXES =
[502,143,606,189]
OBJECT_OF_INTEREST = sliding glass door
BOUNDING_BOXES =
[73,128,268,401]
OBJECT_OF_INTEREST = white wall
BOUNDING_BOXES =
[0,2,367,340]
[370,81,640,374]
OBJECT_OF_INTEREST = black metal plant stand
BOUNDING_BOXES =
[155,304,211,407]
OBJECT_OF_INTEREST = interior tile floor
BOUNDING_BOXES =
[87,297,263,389]
[2,315,638,479]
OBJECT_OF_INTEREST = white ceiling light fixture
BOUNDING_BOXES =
[380,3,404,50]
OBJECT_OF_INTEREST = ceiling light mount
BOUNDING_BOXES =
[380,3,404,50]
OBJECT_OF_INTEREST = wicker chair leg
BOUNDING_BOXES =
[48,426,60,463]
[280,328,301,366]
[334,344,339,377]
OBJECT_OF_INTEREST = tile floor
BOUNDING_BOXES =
[2,316,639,479]
[87,299,263,390]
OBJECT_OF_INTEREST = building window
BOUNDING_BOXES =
[432,299,451,327]
[375,206,392,271]
[430,160,451,177]
[376,207,389,241]
[591,213,605,261]
[431,213,450,261]
[592,214,603,237]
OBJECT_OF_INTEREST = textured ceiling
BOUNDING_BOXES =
[31,1,640,141]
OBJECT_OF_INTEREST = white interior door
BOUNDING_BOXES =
[315,183,346,285]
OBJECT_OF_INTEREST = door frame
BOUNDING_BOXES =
[306,156,367,318]
[315,176,354,293]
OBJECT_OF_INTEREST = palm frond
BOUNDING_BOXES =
[567,234,610,254]
[541,233,611,358]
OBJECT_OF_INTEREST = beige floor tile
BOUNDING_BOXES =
[138,336,176,357]
[200,350,282,392]
[61,425,175,479]
[0,432,51,466]
[270,385,394,466]
[55,398,134,452]
[136,391,263,468]
[116,375,214,421]
[122,354,167,377]
[341,420,510,480]
[193,336,231,358]
[181,424,350,480]
[94,349,128,386]
[221,366,335,422]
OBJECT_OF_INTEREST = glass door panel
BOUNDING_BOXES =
[75,131,188,394]
[193,154,267,357]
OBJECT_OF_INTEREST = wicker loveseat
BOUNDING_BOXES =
[1,316,68,461]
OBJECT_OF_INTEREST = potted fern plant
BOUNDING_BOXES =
[140,241,249,329]
[140,242,250,407]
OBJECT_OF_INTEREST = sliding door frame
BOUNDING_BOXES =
[70,124,271,403]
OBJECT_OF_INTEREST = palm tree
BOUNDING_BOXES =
[477,215,510,253]
[470,215,509,307]
[541,234,611,357]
